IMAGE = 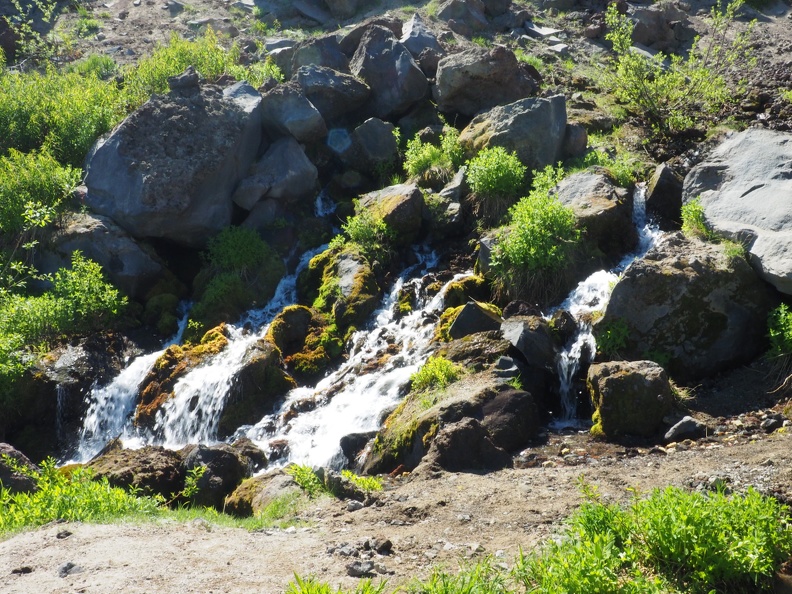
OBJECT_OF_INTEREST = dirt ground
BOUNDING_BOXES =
[2,428,792,593]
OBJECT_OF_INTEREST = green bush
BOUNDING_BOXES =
[287,575,388,594]
[65,54,118,80]
[340,470,383,494]
[0,457,161,533]
[410,356,464,392]
[489,165,579,301]
[466,146,527,201]
[330,207,394,264]
[595,318,630,359]
[285,464,328,498]
[516,484,792,594]
[604,0,755,135]
[123,28,282,108]
[403,127,464,181]
[768,303,792,359]
[0,149,80,239]
[205,226,278,280]
[0,67,125,167]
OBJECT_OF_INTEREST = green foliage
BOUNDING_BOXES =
[287,574,388,594]
[0,149,79,238]
[2,0,59,67]
[0,457,161,533]
[410,559,509,594]
[403,128,464,180]
[466,146,527,201]
[65,54,118,79]
[681,198,714,240]
[0,66,125,166]
[286,464,328,498]
[0,251,127,345]
[332,207,394,263]
[515,483,792,594]
[782,89,792,104]
[768,304,792,359]
[340,470,383,494]
[74,9,101,38]
[565,135,644,188]
[514,49,544,73]
[255,491,304,529]
[123,28,283,108]
[410,356,464,393]
[595,318,630,358]
[489,165,579,301]
[604,0,755,135]
[206,226,276,280]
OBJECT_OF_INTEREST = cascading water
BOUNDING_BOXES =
[242,252,471,469]
[552,184,663,424]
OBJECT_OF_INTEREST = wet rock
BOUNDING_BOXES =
[84,78,262,247]
[448,302,502,340]
[554,170,637,260]
[340,432,376,464]
[434,46,538,117]
[459,95,566,172]
[597,233,774,381]
[500,315,557,371]
[219,339,296,439]
[588,360,674,438]
[646,162,683,230]
[350,25,428,119]
[682,129,792,295]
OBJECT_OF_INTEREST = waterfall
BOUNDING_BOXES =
[552,184,663,424]
[242,250,474,469]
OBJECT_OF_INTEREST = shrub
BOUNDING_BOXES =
[340,470,383,493]
[0,457,161,533]
[331,207,394,263]
[123,28,282,108]
[467,146,527,200]
[0,149,80,239]
[205,226,277,280]
[769,303,792,359]
[410,356,464,392]
[287,575,388,594]
[595,318,630,359]
[604,0,755,135]
[680,198,714,240]
[515,483,792,594]
[65,54,118,79]
[489,165,579,301]
[0,67,125,166]
[403,127,464,181]
[285,464,328,498]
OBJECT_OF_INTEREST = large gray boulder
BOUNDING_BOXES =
[350,26,428,119]
[459,95,566,171]
[84,78,263,247]
[232,137,319,210]
[38,212,164,300]
[587,360,674,438]
[290,36,350,78]
[260,82,327,143]
[292,65,370,123]
[500,315,557,371]
[323,0,359,19]
[436,0,489,32]
[0,443,39,494]
[400,13,444,59]
[683,129,792,296]
[596,232,774,381]
[433,46,538,117]
[353,118,400,170]
[554,170,637,259]
[631,1,692,51]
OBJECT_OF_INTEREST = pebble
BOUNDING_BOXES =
[56,530,72,540]
[347,500,364,512]
[11,567,32,575]
[58,562,81,578]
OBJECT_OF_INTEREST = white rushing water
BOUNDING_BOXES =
[551,184,663,424]
[242,251,471,469]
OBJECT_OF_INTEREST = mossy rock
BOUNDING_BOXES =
[443,275,491,308]
[298,244,380,334]
[135,325,230,429]
[219,338,296,439]
[284,312,344,383]
[266,305,313,356]
[434,305,464,342]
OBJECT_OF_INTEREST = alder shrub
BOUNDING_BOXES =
[403,127,465,180]
[466,146,527,226]
[605,0,755,135]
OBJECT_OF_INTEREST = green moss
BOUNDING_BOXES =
[443,275,490,308]
[143,293,180,337]
[434,305,464,342]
